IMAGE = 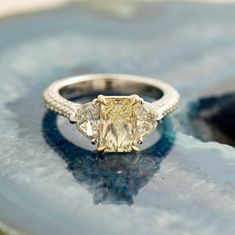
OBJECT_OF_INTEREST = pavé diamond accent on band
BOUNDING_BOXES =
[43,74,180,152]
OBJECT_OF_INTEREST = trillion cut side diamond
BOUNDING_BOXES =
[136,102,158,140]
[75,102,99,140]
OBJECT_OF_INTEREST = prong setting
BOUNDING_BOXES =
[97,146,106,152]
[69,113,77,124]
[139,98,144,105]
[131,94,144,106]
[131,94,140,106]
[92,98,99,106]
[91,138,97,145]
[132,146,139,152]
[98,95,107,106]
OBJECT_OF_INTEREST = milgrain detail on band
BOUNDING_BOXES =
[43,80,80,122]
[151,79,180,120]
[43,74,180,122]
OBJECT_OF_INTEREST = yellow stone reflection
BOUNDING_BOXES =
[98,96,137,152]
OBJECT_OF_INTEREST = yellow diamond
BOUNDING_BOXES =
[98,96,137,152]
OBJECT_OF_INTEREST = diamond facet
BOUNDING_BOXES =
[75,102,99,140]
[98,97,138,152]
[136,102,158,140]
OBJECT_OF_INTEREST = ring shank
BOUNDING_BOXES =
[60,77,164,100]
[43,74,180,121]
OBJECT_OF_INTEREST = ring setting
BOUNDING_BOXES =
[76,94,158,152]
[43,74,180,153]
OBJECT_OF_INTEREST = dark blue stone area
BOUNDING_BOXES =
[0,2,235,235]
[186,93,235,147]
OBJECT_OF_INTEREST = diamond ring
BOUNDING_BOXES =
[43,74,180,152]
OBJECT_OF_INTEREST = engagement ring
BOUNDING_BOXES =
[43,74,180,152]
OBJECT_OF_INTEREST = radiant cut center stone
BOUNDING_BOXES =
[76,96,158,152]
[98,97,137,152]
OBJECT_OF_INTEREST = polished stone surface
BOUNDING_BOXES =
[0,2,235,235]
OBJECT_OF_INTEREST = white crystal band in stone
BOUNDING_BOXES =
[43,74,180,152]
